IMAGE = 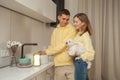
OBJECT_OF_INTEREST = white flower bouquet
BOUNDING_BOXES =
[7,41,22,53]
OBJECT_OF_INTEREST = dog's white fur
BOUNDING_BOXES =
[66,39,92,69]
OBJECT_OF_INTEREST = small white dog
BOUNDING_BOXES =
[66,39,92,69]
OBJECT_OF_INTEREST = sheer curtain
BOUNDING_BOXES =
[101,0,120,80]
[78,0,120,80]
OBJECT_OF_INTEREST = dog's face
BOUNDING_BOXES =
[66,39,74,46]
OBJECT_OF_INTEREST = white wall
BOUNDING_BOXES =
[65,0,79,24]
[0,6,54,58]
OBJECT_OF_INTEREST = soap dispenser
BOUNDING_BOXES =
[33,53,40,66]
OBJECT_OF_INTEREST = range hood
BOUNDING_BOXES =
[0,0,56,23]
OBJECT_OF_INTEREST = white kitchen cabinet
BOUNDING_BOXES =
[15,0,56,22]
[36,71,46,80]
[36,66,54,80]
[24,65,54,80]
[46,67,54,80]
[0,0,56,23]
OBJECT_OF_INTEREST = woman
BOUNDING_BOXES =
[73,13,95,80]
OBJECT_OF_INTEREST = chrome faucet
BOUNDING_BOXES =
[21,43,38,58]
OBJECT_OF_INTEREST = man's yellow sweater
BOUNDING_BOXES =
[46,24,76,66]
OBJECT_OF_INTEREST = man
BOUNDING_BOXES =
[39,9,76,80]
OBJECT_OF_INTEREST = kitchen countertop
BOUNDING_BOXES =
[0,62,54,80]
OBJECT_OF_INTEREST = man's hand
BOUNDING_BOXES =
[38,51,46,55]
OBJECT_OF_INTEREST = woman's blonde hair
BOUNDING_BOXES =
[73,13,93,36]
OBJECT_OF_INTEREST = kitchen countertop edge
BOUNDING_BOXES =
[0,62,54,80]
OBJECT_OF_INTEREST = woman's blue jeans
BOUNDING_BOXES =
[74,59,89,80]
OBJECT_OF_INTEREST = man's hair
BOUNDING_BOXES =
[58,9,70,16]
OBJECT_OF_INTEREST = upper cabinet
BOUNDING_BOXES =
[0,0,56,23]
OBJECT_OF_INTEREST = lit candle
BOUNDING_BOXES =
[33,53,40,66]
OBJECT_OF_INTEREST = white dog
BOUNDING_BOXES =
[66,39,92,69]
